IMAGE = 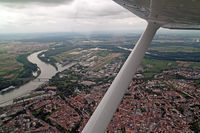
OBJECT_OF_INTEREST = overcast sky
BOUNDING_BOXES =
[0,0,148,34]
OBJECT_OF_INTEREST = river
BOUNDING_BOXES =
[0,50,76,107]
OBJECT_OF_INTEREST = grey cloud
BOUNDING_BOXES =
[72,7,133,20]
[0,0,144,33]
[0,0,74,6]
[68,1,131,20]
[96,9,130,17]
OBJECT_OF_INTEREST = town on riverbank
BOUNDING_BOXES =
[0,33,200,132]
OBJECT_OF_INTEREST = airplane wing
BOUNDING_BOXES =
[82,1,200,133]
[114,0,200,29]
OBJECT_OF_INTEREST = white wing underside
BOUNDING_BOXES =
[114,0,200,29]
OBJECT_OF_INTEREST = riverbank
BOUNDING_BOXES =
[0,50,76,107]
[0,52,39,91]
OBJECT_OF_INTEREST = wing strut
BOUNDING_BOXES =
[82,22,160,133]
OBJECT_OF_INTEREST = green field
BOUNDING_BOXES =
[52,50,81,62]
[97,51,109,57]
[141,59,177,78]
[141,58,200,78]
[0,53,22,79]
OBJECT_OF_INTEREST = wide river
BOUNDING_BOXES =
[0,50,76,107]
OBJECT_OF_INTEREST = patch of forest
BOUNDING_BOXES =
[146,50,200,62]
